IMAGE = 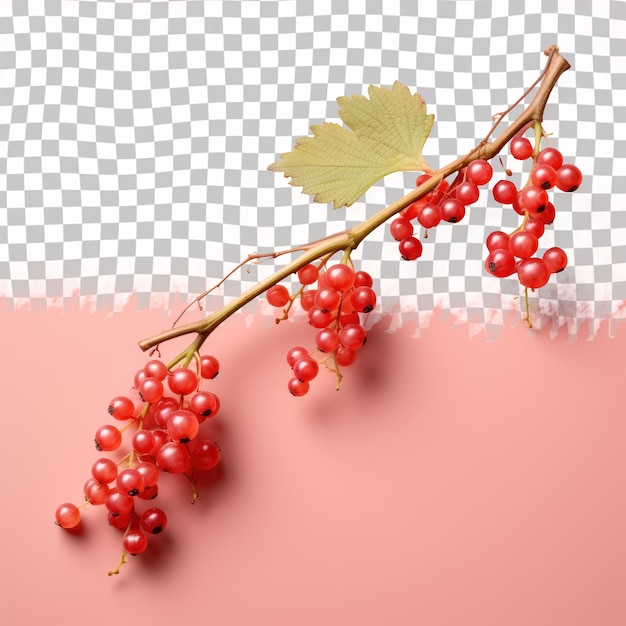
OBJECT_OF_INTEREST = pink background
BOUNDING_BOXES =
[2,304,625,625]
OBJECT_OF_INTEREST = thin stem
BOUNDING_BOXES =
[139,46,570,354]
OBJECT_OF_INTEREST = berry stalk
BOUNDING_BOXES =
[138,46,570,357]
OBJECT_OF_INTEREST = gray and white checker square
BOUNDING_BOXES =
[0,0,624,339]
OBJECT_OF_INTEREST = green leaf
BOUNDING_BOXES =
[268,81,434,209]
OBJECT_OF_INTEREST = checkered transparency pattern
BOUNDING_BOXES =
[0,0,624,338]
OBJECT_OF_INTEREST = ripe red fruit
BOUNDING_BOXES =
[108,396,135,420]
[492,179,518,204]
[520,185,549,213]
[454,180,480,206]
[537,146,563,170]
[530,163,557,189]
[55,503,81,529]
[398,236,423,260]
[266,284,291,307]
[349,286,377,313]
[293,356,319,382]
[509,231,539,259]
[288,378,309,396]
[486,231,510,252]
[325,264,355,291]
[191,440,221,471]
[297,263,319,285]
[516,258,550,289]
[439,198,465,223]
[465,159,493,185]
[543,247,568,273]
[140,508,168,534]
[168,368,198,396]
[417,203,442,229]
[156,442,191,474]
[510,136,532,160]
[485,249,516,278]
[556,164,583,192]
[390,217,414,241]
[199,354,220,379]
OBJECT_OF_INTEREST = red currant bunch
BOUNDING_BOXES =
[264,262,376,396]
[55,354,223,575]
[390,159,494,260]
[485,141,581,292]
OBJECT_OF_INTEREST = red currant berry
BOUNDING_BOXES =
[454,180,480,206]
[266,284,290,307]
[308,307,333,329]
[486,231,510,252]
[132,429,156,455]
[156,442,191,474]
[399,236,423,261]
[108,511,132,530]
[167,409,200,443]
[492,180,518,204]
[339,324,367,350]
[108,396,135,420]
[509,231,539,259]
[417,203,442,229]
[530,164,557,189]
[153,397,179,429]
[465,159,493,185]
[287,346,309,368]
[556,164,583,192]
[191,440,221,471]
[55,503,81,529]
[485,249,516,278]
[517,258,550,289]
[144,359,168,381]
[199,354,220,379]
[390,217,414,241]
[297,263,319,285]
[92,458,118,484]
[94,425,122,452]
[288,378,309,396]
[349,286,377,313]
[353,270,373,288]
[325,264,355,292]
[537,146,563,170]
[335,344,358,367]
[439,198,465,223]
[135,461,160,488]
[314,287,341,312]
[123,529,149,555]
[543,247,568,273]
[117,468,146,497]
[188,390,220,420]
[510,136,533,160]
[315,328,340,353]
[139,377,164,403]
[168,368,198,396]
[83,478,109,506]
[293,356,319,382]
[520,185,549,213]
[140,508,168,534]
[105,488,134,517]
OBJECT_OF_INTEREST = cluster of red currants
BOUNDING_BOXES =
[485,141,581,289]
[388,134,582,293]
[389,158,492,260]
[265,262,377,395]
[55,354,222,575]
